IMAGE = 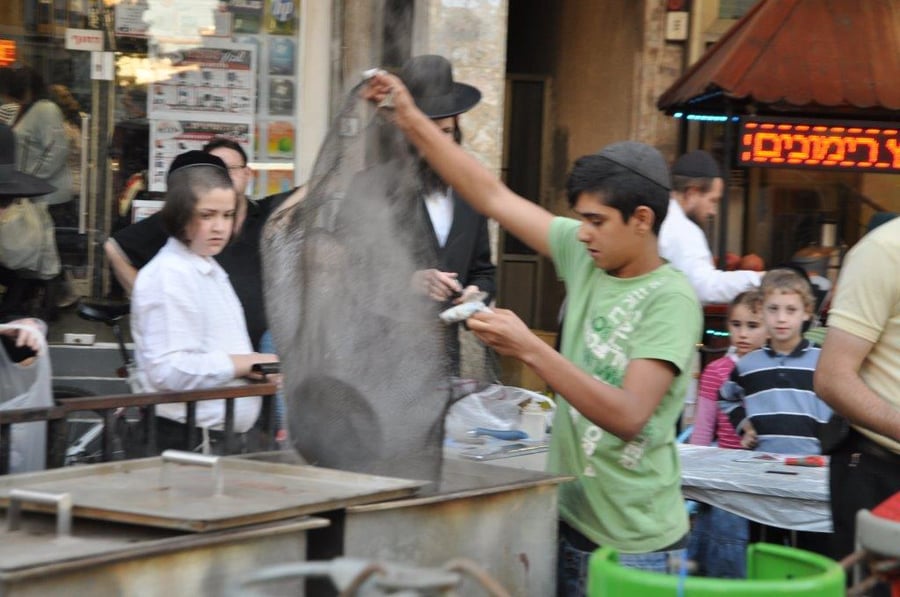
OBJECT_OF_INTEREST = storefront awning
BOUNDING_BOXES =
[657,0,900,119]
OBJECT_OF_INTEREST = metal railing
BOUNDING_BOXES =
[0,382,279,475]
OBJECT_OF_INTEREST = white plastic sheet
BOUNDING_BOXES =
[679,444,832,533]
[0,323,53,473]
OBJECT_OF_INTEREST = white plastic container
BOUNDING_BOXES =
[520,401,547,441]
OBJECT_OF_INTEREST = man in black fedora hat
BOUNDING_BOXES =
[397,54,496,375]
[0,122,61,319]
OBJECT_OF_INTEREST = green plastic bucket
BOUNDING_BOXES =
[588,542,844,596]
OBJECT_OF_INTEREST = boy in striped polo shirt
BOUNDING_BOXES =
[718,267,834,554]
[719,268,832,455]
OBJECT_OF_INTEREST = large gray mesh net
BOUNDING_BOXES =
[261,82,492,484]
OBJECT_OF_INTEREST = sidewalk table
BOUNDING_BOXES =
[679,444,832,533]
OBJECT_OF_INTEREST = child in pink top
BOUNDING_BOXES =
[687,289,766,579]
[690,290,766,448]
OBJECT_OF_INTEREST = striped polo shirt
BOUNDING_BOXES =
[718,339,833,455]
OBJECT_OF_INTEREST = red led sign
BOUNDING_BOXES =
[739,118,900,174]
[0,40,16,67]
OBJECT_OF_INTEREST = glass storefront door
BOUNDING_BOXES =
[1,0,301,308]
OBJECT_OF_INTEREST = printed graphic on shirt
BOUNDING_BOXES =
[576,278,664,471]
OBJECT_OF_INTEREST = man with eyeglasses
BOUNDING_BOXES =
[104,137,298,350]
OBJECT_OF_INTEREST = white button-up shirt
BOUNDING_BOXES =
[131,238,260,431]
[424,189,453,247]
[658,198,762,304]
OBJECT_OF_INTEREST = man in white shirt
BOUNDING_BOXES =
[658,150,762,427]
[658,150,762,305]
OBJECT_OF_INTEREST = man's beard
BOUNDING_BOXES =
[417,157,449,195]
[685,207,711,229]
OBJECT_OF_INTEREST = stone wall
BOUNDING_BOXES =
[416,0,510,382]
[633,0,684,163]
[416,0,509,178]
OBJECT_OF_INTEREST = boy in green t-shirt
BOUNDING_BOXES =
[366,71,702,595]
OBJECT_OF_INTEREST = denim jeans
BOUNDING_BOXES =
[557,526,688,597]
[687,503,748,578]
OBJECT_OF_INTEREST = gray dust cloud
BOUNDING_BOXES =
[262,82,482,484]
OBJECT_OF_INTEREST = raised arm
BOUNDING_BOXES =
[365,72,554,257]
[658,219,761,304]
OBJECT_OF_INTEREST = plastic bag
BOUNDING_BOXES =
[444,382,555,441]
[0,200,60,279]
[0,323,53,473]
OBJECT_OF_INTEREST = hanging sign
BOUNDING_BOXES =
[739,117,900,174]
[65,28,104,52]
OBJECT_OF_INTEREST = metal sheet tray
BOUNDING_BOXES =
[0,513,328,572]
[0,453,426,532]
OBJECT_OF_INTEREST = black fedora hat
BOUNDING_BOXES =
[399,55,481,119]
[0,124,55,198]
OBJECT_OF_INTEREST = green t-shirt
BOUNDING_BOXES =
[548,217,702,553]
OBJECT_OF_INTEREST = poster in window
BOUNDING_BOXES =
[268,77,294,115]
[266,0,296,35]
[266,169,295,195]
[268,37,294,75]
[148,44,255,119]
[228,0,264,34]
[266,121,294,158]
[148,120,252,191]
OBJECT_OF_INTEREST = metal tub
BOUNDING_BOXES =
[344,459,566,596]
[0,511,326,597]
[243,451,570,596]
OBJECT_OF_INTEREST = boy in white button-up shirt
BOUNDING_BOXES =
[131,151,278,453]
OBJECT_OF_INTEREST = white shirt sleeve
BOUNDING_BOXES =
[132,245,237,391]
[659,199,762,304]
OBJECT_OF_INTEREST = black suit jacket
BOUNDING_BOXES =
[345,161,497,373]
[421,189,496,302]
[347,160,496,301]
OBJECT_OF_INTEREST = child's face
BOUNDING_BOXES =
[763,290,810,351]
[185,187,236,257]
[573,192,643,275]
[728,303,766,356]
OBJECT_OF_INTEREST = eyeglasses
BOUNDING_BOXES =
[226,164,247,171]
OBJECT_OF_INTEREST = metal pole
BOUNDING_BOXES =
[717,106,735,269]
[78,112,90,234]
